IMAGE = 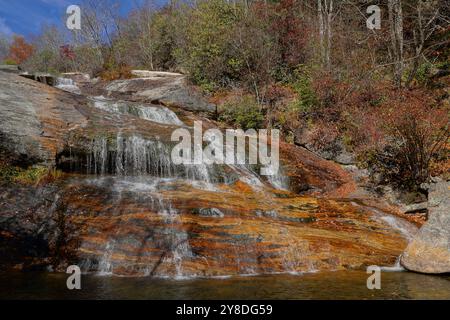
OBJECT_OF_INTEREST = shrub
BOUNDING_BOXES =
[3,58,17,65]
[218,96,265,130]
[100,63,133,81]
[0,164,64,186]
[362,90,449,190]
[290,67,317,114]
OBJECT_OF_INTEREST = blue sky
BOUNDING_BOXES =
[0,0,165,38]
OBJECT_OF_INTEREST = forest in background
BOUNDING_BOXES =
[0,0,449,195]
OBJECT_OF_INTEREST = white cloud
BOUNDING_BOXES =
[0,18,12,36]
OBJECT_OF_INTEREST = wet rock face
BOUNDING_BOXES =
[0,71,88,166]
[0,177,414,277]
[81,73,216,114]
[401,180,450,274]
[279,142,355,197]
[0,183,79,271]
[0,70,419,278]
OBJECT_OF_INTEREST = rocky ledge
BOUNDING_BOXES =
[0,70,419,277]
[80,71,217,114]
[401,179,450,274]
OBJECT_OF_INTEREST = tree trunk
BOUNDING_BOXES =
[318,0,333,70]
[388,0,404,87]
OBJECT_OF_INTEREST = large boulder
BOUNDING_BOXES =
[0,71,87,166]
[83,72,217,114]
[0,65,21,74]
[401,179,450,274]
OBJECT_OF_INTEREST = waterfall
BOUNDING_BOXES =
[91,96,184,126]
[351,202,418,241]
[378,215,417,242]
[265,166,289,190]
[138,106,184,126]
[81,176,196,278]
[381,256,405,272]
[98,240,116,276]
[55,77,81,94]
[352,202,418,272]
[85,134,215,183]
[82,133,284,188]
[64,92,294,278]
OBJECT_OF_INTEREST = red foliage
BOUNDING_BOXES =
[7,36,34,65]
[60,45,76,60]
[272,0,309,68]
[252,0,309,68]
[265,83,293,106]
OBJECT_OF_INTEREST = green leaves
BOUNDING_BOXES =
[218,96,265,130]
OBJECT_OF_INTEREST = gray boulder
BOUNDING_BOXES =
[0,71,87,166]
[0,65,21,74]
[401,180,450,273]
[105,73,216,114]
[196,208,224,218]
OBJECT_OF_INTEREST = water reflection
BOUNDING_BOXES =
[1,271,449,300]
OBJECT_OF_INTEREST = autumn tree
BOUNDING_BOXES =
[22,25,70,73]
[7,35,34,65]
[317,0,337,70]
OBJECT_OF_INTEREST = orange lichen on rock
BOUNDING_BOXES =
[44,177,416,277]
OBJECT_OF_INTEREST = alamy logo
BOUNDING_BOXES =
[66,265,81,290]
[171,121,280,176]
[66,5,81,30]
[367,265,381,290]
[367,5,381,30]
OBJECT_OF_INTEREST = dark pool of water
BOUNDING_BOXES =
[1,271,449,300]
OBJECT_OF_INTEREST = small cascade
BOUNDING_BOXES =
[98,240,116,275]
[139,106,184,126]
[55,77,81,94]
[58,86,295,279]
[351,202,418,242]
[352,202,418,272]
[161,222,195,279]
[78,176,196,278]
[381,256,405,272]
[78,133,285,190]
[370,207,418,242]
[83,134,216,183]
[266,166,289,190]
[91,96,184,126]
[378,215,417,242]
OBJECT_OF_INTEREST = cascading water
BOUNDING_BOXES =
[352,202,419,272]
[98,240,116,275]
[91,96,184,126]
[62,89,297,278]
[55,77,81,94]
[85,134,216,183]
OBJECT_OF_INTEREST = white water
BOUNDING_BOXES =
[351,202,419,272]
[377,214,418,272]
[72,91,295,277]
[265,166,289,190]
[98,240,116,276]
[92,96,184,126]
[84,133,284,192]
[381,256,405,272]
[82,176,196,278]
[55,77,81,94]
[139,106,184,126]
[378,215,417,242]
